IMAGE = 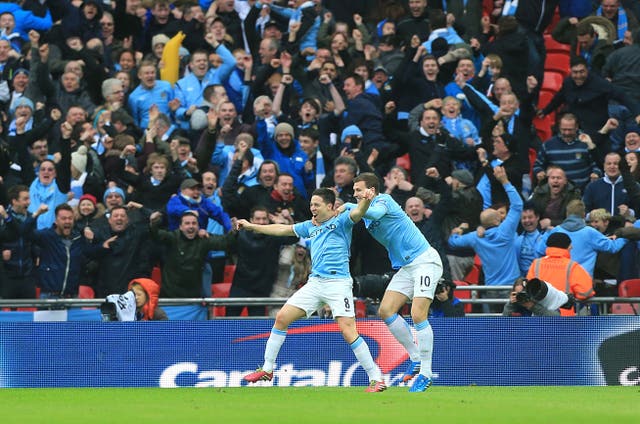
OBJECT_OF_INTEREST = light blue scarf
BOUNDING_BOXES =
[597,5,628,41]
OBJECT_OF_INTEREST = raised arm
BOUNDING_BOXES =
[349,187,375,223]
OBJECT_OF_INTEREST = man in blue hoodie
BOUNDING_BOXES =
[537,199,628,277]
[448,166,523,288]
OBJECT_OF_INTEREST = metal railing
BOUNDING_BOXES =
[0,284,638,315]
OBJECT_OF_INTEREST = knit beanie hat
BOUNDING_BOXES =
[451,169,474,187]
[103,186,126,203]
[546,232,572,249]
[275,122,295,138]
[79,193,97,207]
[190,109,209,131]
[71,146,88,174]
[341,125,363,142]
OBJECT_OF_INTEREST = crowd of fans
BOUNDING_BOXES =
[1,0,640,319]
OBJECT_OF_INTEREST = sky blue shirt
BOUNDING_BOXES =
[293,212,355,278]
[128,80,174,129]
[448,183,523,285]
[346,194,430,269]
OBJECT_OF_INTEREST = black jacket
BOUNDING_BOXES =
[230,231,297,296]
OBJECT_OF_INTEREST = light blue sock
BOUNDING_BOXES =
[414,319,433,378]
[350,336,383,382]
[384,313,420,361]
[263,328,287,372]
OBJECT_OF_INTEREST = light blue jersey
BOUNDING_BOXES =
[346,194,430,269]
[293,212,355,278]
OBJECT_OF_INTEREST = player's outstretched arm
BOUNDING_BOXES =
[236,219,296,236]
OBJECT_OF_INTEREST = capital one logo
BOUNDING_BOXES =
[598,329,640,386]
[234,321,409,374]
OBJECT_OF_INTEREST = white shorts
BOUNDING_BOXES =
[286,276,355,318]
[386,247,443,300]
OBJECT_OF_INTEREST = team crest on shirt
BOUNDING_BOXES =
[161,92,167,98]
[575,152,582,159]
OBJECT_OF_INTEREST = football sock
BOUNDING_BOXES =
[263,328,287,372]
[384,313,420,362]
[415,319,433,378]
[350,336,383,382]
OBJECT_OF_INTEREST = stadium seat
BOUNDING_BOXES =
[544,6,561,35]
[454,280,473,314]
[533,114,554,142]
[211,282,232,317]
[618,279,640,297]
[223,264,236,284]
[544,53,570,77]
[396,153,411,173]
[544,34,571,54]
[151,266,162,287]
[613,279,640,315]
[528,148,537,180]
[541,71,564,92]
[78,285,95,299]
[463,255,482,285]
[611,303,638,315]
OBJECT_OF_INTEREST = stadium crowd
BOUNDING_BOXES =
[1,0,640,318]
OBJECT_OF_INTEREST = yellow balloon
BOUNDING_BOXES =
[160,31,186,86]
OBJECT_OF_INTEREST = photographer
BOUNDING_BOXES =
[430,280,465,318]
[502,278,560,317]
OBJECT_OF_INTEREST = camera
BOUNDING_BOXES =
[345,136,362,153]
[100,301,117,321]
[353,272,395,301]
[515,290,532,304]
[523,278,575,310]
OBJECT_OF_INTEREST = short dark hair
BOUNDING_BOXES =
[353,172,381,193]
[260,159,280,174]
[300,127,320,141]
[346,73,365,88]
[334,156,357,176]
[576,21,595,37]
[250,205,269,218]
[276,172,294,184]
[180,210,199,224]
[422,107,442,120]
[7,184,29,201]
[522,202,539,215]
[109,205,128,216]
[570,56,588,68]
[311,187,336,205]
[55,203,74,216]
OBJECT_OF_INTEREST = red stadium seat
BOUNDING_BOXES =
[619,279,640,297]
[544,53,570,77]
[611,279,640,315]
[396,153,411,173]
[611,303,638,315]
[223,264,236,284]
[454,280,473,314]
[211,282,232,317]
[533,114,554,142]
[463,255,482,285]
[151,266,162,287]
[541,71,564,92]
[78,285,95,299]
[528,148,537,180]
[544,6,561,34]
[544,34,571,54]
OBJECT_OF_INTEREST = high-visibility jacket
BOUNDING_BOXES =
[527,247,595,316]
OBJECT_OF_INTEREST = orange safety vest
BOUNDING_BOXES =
[526,247,595,317]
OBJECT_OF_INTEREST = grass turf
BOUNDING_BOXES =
[1,386,638,423]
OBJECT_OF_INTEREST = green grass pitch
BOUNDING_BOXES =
[1,386,638,423]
